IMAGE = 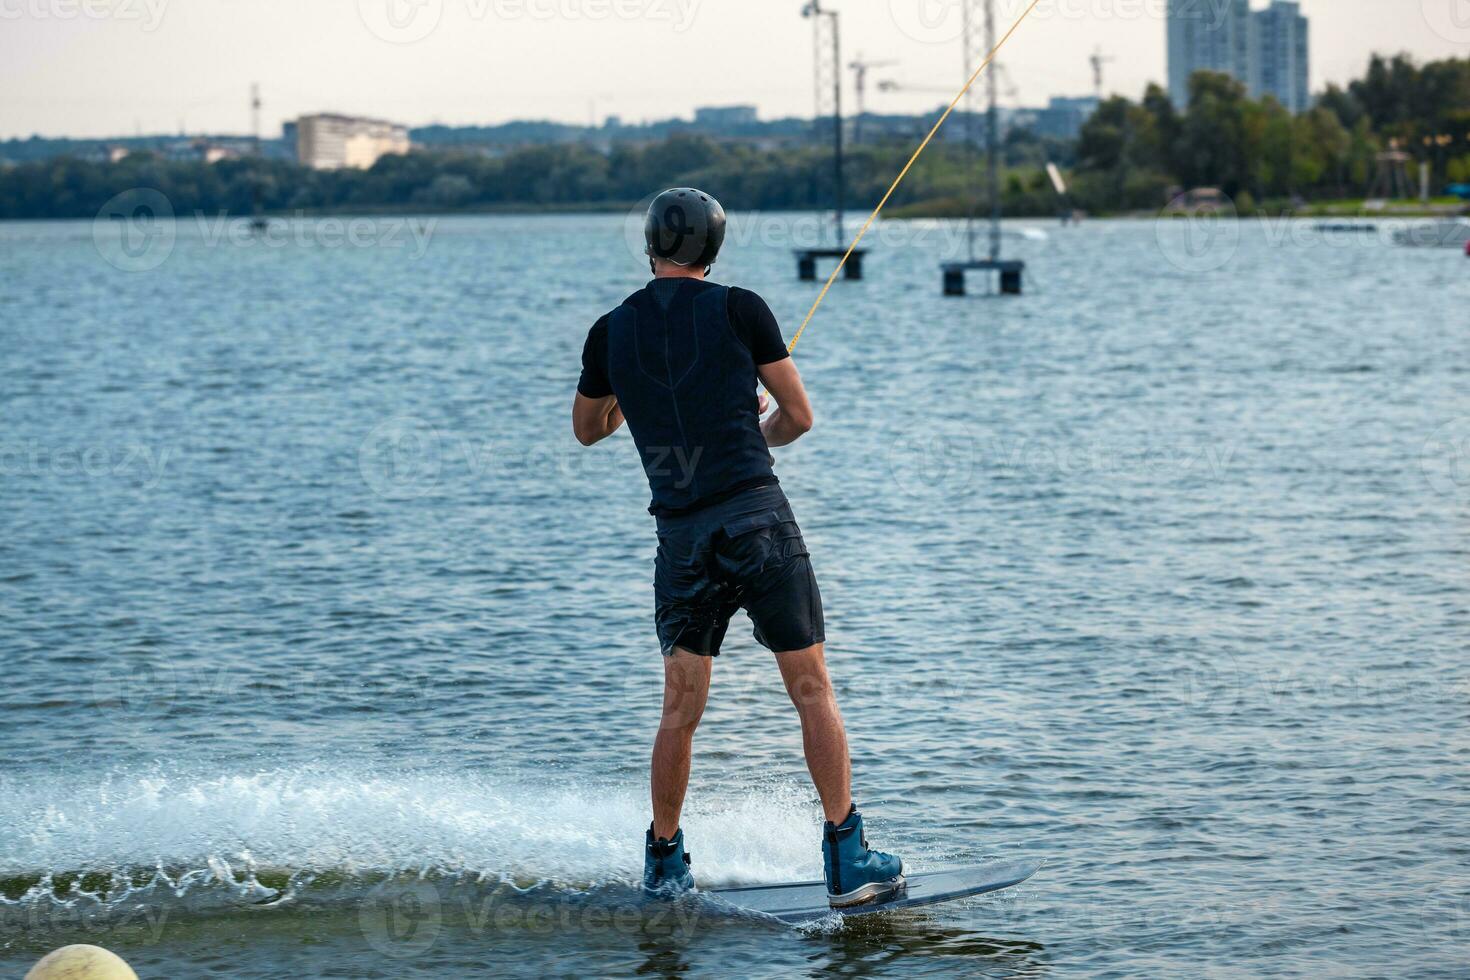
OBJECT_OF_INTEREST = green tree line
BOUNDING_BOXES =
[0,134,1067,221]
[1075,54,1470,211]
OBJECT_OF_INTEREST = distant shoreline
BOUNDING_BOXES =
[3,200,1463,223]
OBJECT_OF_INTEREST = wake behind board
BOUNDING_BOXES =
[710,859,1043,924]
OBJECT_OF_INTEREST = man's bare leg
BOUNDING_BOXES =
[650,646,712,839]
[775,643,853,824]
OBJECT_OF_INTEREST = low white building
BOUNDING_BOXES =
[296,114,411,170]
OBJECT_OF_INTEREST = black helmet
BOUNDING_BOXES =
[644,188,727,270]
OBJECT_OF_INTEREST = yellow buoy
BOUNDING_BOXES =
[25,945,139,980]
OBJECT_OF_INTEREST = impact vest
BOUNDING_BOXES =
[604,279,775,514]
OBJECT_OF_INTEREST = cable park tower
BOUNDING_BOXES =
[794,0,867,283]
[942,0,1024,296]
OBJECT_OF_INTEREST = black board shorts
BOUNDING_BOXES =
[653,484,825,657]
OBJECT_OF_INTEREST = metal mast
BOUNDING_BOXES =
[960,0,1001,262]
[804,1,844,246]
[251,83,262,150]
[942,0,1023,296]
[983,0,1000,262]
[250,83,267,231]
[1090,46,1115,101]
[960,0,979,261]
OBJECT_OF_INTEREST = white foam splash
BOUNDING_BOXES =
[0,765,823,889]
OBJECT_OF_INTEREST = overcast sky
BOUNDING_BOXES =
[2,0,1466,139]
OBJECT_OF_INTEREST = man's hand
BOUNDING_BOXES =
[756,358,813,448]
[572,393,624,446]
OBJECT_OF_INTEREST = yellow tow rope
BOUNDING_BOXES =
[785,0,1045,355]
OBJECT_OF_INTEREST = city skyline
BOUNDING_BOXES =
[1,0,1465,141]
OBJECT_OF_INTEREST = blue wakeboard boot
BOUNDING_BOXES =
[643,824,695,897]
[823,804,904,907]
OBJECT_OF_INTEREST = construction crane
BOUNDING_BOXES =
[878,62,1019,103]
[876,79,951,95]
[1089,46,1115,100]
[878,65,1020,142]
[848,53,898,143]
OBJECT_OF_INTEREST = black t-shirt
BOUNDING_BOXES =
[577,283,788,399]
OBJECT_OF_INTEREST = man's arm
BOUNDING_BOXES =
[572,393,624,446]
[573,315,622,446]
[757,357,814,448]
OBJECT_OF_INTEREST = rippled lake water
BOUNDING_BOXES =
[1,212,1467,977]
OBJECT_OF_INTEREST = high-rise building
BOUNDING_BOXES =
[295,114,411,170]
[1167,0,1252,108]
[1167,0,1311,113]
[1252,1,1310,113]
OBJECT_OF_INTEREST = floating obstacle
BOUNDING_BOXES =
[795,246,867,281]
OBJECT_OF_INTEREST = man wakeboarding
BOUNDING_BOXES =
[572,188,903,908]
